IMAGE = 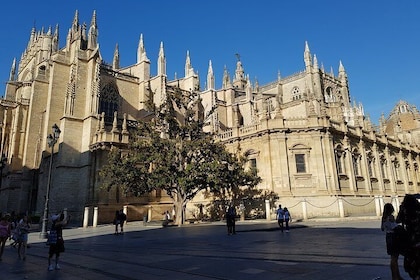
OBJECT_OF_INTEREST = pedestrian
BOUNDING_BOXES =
[381,203,403,280]
[113,210,120,235]
[0,214,11,261]
[163,210,171,227]
[118,209,127,234]
[283,207,292,232]
[396,194,420,280]
[48,213,70,271]
[16,214,30,260]
[276,205,285,232]
[9,212,18,248]
[226,204,236,235]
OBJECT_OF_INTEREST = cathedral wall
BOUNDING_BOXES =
[115,78,140,118]
[48,161,91,222]
[49,62,69,122]
[281,78,306,103]
[23,80,49,169]
[73,60,88,118]
[282,103,307,118]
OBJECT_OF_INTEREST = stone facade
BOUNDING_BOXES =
[0,11,419,224]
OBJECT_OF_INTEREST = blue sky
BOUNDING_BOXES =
[1,0,419,125]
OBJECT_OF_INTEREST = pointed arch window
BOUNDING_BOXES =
[335,145,346,175]
[406,161,412,182]
[99,83,120,122]
[414,163,419,183]
[352,149,362,177]
[366,151,375,178]
[380,155,388,180]
[325,87,336,103]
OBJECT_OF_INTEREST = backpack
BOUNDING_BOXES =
[393,225,410,256]
[46,229,58,245]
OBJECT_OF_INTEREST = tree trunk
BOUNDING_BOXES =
[174,192,186,226]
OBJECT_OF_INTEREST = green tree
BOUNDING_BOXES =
[100,86,261,225]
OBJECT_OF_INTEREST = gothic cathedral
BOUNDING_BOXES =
[1,11,419,223]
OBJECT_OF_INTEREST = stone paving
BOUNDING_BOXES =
[0,217,412,279]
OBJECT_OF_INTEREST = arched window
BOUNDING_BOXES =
[325,87,335,102]
[99,83,119,122]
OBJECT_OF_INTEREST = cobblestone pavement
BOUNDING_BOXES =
[0,218,412,280]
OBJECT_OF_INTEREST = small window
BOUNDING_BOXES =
[291,86,301,101]
[295,154,306,173]
[250,158,257,169]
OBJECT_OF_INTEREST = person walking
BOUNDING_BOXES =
[118,209,127,234]
[48,213,70,271]
[0,215,11,261]
[381,203,403,280]
[283,207,292,232]
[113,210,120,235]
[396,194,420,280]
[276,205,285,232]
[226,205,236,235]
[16,214,30,260]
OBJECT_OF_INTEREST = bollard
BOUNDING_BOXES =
[265,200,271,221]
[83,206,89,228]
[302,199,308,220]
[374,196,381,217]
[338,197,345,218]
[147,206,152,222]
[123,205,128,224]
[93,206,98,227]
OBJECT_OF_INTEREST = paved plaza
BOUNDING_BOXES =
[0,217,412,280]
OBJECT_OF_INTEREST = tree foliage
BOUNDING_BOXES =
[100,86,261,225]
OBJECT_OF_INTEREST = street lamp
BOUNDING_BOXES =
[0,155,7,193]
[40,123,61,239]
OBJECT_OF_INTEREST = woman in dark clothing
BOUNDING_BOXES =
[48,213,69,271]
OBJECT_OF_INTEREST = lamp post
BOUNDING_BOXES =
[0,155,6,193]
[40,123,61,239]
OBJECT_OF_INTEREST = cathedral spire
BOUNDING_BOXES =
[313,54,319,69]
[137,34,149,63]
[338,60,346,74]
[28,27,36,48]
[157,41,166,76]
[88,10,98,50]
[304,41,312,68]
[185,50,192,77]
[233,53,246,89]
[113,43,120,69]
[207,60,215,90]
[222,65,230,89]
[72,10,79,31]
[9,58,16,81]
[338,60,348,85]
